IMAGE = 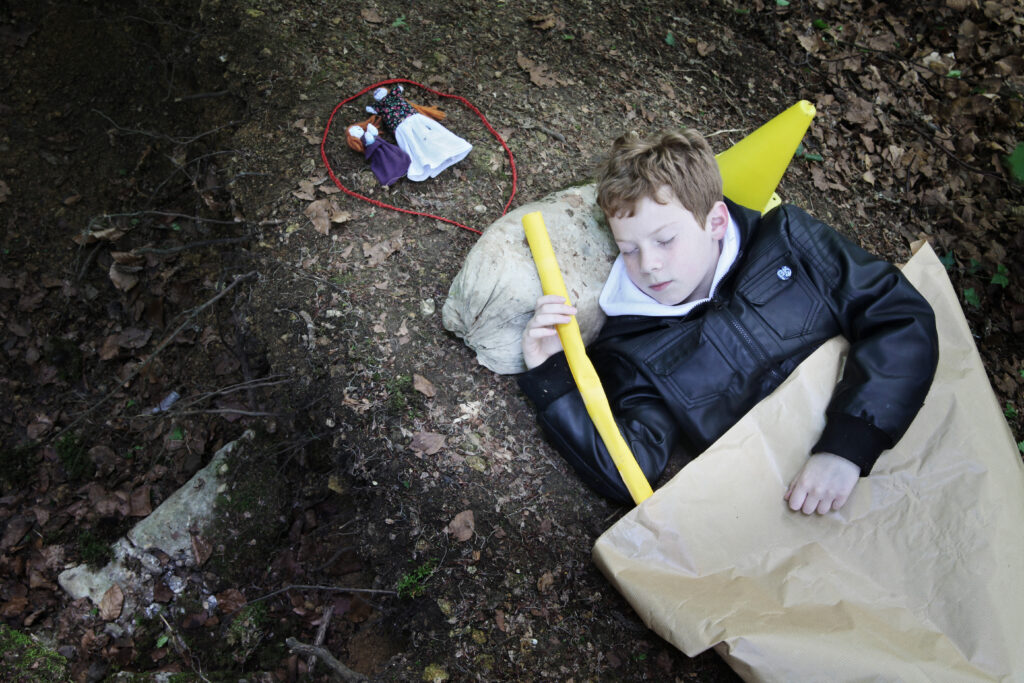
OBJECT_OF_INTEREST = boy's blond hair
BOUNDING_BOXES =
[596,128,722,225]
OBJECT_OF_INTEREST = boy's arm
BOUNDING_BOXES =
[785,206,940,475]
[517,350,684,504]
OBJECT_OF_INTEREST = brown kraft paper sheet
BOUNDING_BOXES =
[592,243,1024,682]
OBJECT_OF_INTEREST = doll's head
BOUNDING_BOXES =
[345,115,382,152]
[373,84,404,101]
[596,128,722,227]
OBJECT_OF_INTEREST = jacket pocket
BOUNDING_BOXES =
[738,255,823,340]
[644,324,739,406]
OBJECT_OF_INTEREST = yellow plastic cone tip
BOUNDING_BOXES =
[717,100,816,214]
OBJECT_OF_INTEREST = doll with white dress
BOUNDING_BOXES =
[366,85,472,181]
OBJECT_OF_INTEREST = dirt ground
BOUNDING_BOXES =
[1,0,1022,681]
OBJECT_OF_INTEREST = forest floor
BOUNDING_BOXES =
[1,0,1022,681]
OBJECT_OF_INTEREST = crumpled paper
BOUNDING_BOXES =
[593,243,1024,682]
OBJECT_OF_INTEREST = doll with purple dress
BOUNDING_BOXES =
[347,121,410,187]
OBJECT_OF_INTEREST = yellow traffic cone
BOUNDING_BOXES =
[716,100,816,214]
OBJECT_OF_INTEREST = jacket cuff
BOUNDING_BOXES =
[813,413,893,475]
[516,352,576,411]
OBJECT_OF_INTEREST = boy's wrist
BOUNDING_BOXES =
[813,413,892,475]
[516,351,575,410]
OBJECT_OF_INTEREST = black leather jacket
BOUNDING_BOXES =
[517,200,939,503]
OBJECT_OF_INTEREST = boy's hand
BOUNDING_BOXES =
[522,295,577,370]
[784,453,860,515]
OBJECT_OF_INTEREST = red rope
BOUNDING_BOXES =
[320,78,518,236]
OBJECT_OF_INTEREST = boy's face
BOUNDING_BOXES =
[608,192,728,306]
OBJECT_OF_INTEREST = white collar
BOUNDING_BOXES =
[598,210,740,318]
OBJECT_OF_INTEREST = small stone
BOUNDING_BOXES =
[465,455,487,473]
[473,204,486,213]
[420,298,436,316]
[166,575,186,594]
[423,663,449,682]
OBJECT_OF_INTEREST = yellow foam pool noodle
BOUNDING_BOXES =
[522,211,653,505]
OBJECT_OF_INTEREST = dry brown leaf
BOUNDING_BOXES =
[516,52,559,88]
[413,373,436,397]
[328,200,351,225]
[129,485,152,517]
[304,198,332,235]
[191,533,213,567]
[99,334,120,360]
[537,571,555,592]
[797,34,822,54]
[409,431,445,455]
[527,13,564,31]
[108,264,139,292]
[445,510,475,542]
[116,327,152,349]
[99,584,124,621]
[292,179,316,201]
[364,234,403,266]
[1,515,31,550]
[216,588,246,614]
[360,8,384,23]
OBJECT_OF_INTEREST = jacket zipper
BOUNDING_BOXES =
[713,297,785,385]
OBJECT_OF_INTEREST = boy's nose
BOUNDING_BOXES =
[640,250,661,273]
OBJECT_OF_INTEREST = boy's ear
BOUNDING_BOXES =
[704,201,729,239]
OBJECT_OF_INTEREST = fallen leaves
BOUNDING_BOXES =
[360,8,384,23]
[516,52,566,88]
[303,197,351,235]
[413,373,436,397]
[409,431,445,455]
[527,13,566,31]
[99,584,124,621]
[445,510,474,542]
[363,232,403,266]
[108,263,140,292]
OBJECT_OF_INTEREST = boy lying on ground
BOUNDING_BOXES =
[517,129,939,514]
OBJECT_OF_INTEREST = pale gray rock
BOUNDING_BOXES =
[443,184,617,374]
[58,432,252,609]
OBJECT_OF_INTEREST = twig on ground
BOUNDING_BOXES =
[160,614,213,683]
[158,408,278,418]
[705,128,745,138]
[286,637,367,683]
[135,235,253,255]
[308,604,335,675]
[241,584,398,611]
[173,90,231,102]
[92,109,240,145]
[91,210,245,227]
[51,271,257,441]
[139,376,290,417]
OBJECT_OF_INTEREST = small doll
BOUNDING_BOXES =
[347,116,410,187]
[366,85,472,181]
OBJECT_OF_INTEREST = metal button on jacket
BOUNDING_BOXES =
[777,265,793,281]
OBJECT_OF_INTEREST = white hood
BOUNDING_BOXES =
[598,211,741,318]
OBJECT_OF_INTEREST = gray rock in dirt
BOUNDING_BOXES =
[442,184,617,374]
[58,431,253,608]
